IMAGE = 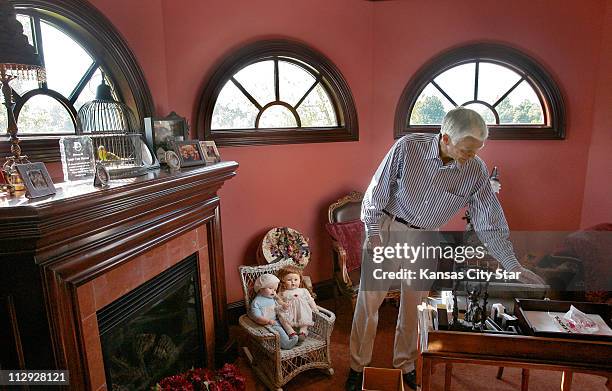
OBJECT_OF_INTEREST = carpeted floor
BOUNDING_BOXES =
[233,298,609,391]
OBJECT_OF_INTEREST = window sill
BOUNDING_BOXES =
[207,127,359,147]
[1,136,62,162]
[396,125,564,140]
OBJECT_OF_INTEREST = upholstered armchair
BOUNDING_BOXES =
[326,191,400,309]
[238,259,335,391]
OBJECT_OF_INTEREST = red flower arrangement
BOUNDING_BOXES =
[155,364,245,391]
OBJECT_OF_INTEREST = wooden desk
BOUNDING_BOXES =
[420,330,612,391]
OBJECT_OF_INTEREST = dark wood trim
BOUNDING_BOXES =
[196,39,359,147]
[2,0,155,162]
[394,43,566,140]
[226,278,336,325]
[207,204,234,363]
[0,163,238,389]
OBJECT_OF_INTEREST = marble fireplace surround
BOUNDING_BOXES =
[0,162,238,391]
[77,227,214,391]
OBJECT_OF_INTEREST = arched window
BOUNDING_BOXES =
[395,43,565,140]
[197,40,358,146]
[0,0,153,162]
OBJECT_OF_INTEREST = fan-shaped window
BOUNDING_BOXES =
[395,44,565,140]
[197,40,358,146]
[1,0,153,162]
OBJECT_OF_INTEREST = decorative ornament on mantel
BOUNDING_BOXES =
[0,0,47,193]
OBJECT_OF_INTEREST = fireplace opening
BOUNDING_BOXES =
[97,254,205,391]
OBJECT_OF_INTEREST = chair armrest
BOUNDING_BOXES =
[314,306,336,324]
[239,315,277,340]
[309,306,335,340]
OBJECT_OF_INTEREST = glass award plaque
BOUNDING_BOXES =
[59,136,96,182]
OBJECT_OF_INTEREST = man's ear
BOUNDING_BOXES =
[441,134,450,144]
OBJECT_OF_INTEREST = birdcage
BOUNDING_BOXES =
[77,77,157,178]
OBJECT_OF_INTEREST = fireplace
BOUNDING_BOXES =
[0,162,238,390]
[98,255,204,391]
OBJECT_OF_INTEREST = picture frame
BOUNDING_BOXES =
[93,163,110,188]
[199,140,221,164]
[144,112,189,163]
[174,140,206,167]
[15,162,56,199]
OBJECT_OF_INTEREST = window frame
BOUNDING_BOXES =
[1,0,154,162]
[394,43,565,140]
[196,40,359,147]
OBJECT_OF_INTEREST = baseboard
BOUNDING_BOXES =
[226,278,336,325]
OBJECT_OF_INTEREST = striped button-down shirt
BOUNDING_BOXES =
[361,132,520,271]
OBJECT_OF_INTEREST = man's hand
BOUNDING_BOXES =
[365,235,382,255]
[515,267,546,285]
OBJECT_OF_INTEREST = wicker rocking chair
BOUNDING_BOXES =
[238,259,336,391]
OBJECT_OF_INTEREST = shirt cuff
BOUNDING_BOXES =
[500,256,521,272]
[365,223,380,239]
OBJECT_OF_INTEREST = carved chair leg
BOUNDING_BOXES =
[496,367,504,379]
[521,369,530,391]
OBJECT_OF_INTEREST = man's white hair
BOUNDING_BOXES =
[440,107,488,143]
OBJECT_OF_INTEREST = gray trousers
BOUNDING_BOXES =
[349,215,427,373]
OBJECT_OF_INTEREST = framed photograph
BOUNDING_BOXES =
[93,163,110,188]
[199,140,221,164]
[15,162,56,199]
[144,112,189,163]
[174,140,206,167]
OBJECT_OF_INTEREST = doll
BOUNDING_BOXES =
[277,265,319,343]
[248,273,298,350]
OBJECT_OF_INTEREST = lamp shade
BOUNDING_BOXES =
[0,0,45,82]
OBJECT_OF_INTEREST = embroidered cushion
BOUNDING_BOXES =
[325,220,364,272]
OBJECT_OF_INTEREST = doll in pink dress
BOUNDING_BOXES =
[277,265,319,343]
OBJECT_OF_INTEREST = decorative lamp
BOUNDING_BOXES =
[0,0,46,192]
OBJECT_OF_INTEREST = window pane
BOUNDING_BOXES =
[17,94,75,134]
[497,80,544,124]
[41,20,93,97]
[211,81,258,129]
[0,104,7,132]
[279,61,315,106]
[74,68,118,113]
[478,63,522,105]
[233,60,275,106]
[10,77,39,96]
[259,105,297,128]
[409,84,454,125]
[296,83,336,127]
[433,63,475,106]
[16,14,34,46]
[464,102,496,125]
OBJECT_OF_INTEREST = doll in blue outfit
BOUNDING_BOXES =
[249,273,298,350]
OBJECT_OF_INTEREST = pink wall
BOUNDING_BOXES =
[581,1,612,227]
[84,0,609,303]
[88,0,169,114]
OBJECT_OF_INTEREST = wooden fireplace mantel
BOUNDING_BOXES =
[0,162,238,389]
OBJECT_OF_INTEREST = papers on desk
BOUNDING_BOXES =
[523,311,612,336]
[417,302,437,350]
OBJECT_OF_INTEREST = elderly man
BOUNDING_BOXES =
[345,107,544,391]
